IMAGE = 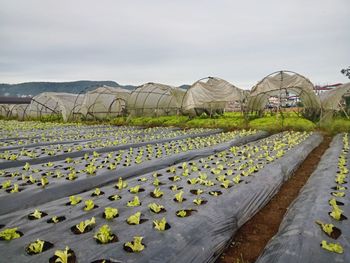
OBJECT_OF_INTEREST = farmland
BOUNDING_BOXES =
[0,120,348,263]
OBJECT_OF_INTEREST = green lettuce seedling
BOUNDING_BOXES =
[321,240,343,254]
[153,217,167,231]
[86,164,97,175]
[127,196,141,207]
[10,184,19,193]
[104,207,118,220]
[69,195,82,205]
[94,225,114,244]
[84,200,95,211]
[193,198,203,205]
[129,185,141,193]
[23,162,31,171]
[26,239,44,254]
[127,212,141,225]
[316,220,334,236]
[1,180,11,189]
[125,236,144,252]
[0,228,21,241]
[174,191,184,202]
[31,209,43,219]
[148,203,164,213]
[76,217,95,233]
[54,246,71,263]
[116,177,127,189]
[93,188,101,196]
[176,210,187,217]
[152,187,164,198]
[109,194,121,200]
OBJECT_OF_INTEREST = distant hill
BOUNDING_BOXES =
[0,81,137,97]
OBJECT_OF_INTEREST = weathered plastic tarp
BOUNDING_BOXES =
[256,133,350,263]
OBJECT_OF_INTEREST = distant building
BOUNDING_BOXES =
[314,83,342,95]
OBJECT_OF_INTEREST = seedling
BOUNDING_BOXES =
[84,199,96,211]
[153,217,169,231]
[94,225,117,244]
[148,203,165,213]
[127,196,141,207]
[69,195,82,205]
[74,217,96,234]
[124,236,145,252]
[0,228,22,241]
[104,207,118,220]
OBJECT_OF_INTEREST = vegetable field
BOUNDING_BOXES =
[0,120,348,263]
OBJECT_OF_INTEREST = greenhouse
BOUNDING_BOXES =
[25,92,84,121]
[78,86,131,119]
[127,82,186,117]
[181,77,247,116]
[320,82,350,119]
[247,71,321,117]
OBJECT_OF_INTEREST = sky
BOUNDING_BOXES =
[0,0,349,89]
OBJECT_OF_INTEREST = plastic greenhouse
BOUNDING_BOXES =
[247,71,321,117]
[181,77,247,116]
[77,86,131,119]
[26,92,84,121]
[320,82,350,119]
[127,82,186,117]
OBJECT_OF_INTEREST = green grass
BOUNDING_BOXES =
[9,111,350,135]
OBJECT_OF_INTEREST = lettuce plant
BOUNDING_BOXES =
[139,177,148,182]
[315,220,334,236]
[127,196,141,207]
[69,195,82,205]
[116,177,127,190]
[10,183,19,193]
[93,188,102,196]
[176,210,187,217]
[75,217,95,233]
[233,174,241,184]
[104,207,118,220]
[153,217,167,231]
[30,209,43,219]
[193,198,204,205]
[321,240,343,254]
[174,191,184,203]
[54,246,71,263]
[86,164,97,175]
[40,177,49,187]
[109,194,121,201]
[26,239,44,254]
[84,199,95,211]
[148,203,164,213]
[94,225,114,244]
[129,185,141,193]
[1,180,11,189]
[152,187,164,198]
[67,171,77,181]
[127,212,141,225]
[0,228,21,241]
[124,236,145,252]
[23,162,31,171]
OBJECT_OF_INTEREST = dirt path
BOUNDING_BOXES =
[217,135,332,263]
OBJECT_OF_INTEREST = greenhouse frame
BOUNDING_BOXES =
[127,82,186,117]
[181,77,247,116]
[247,71,321,115]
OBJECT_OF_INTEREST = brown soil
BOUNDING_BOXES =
[217,135,332,263]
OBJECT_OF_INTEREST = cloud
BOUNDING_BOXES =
[0,0,349,88]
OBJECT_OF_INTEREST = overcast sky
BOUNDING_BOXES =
[0,0,349,88]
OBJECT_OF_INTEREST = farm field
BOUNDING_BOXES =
[0,120,348,263]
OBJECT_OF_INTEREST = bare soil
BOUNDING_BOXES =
[217,135,332,263]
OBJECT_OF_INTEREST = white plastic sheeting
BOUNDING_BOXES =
[321,83,350,111]
[181,77,246,116]
[128,82,186,117]
[26,92,84,121]
[79,86,130,119]
[247,71,321,111]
